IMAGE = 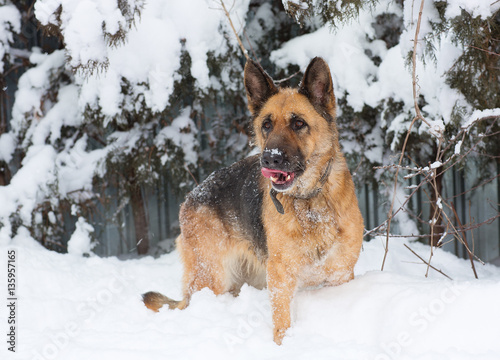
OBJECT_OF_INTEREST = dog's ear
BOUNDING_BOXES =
[299,57,336,121]
[244,59,278,115]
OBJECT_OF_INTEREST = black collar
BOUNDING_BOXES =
[269,158,333,215]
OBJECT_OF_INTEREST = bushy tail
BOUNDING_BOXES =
[142,291,188,312]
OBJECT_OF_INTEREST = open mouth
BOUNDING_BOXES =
[261,168,295,190]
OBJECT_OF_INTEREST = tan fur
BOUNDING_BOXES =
[252,88,363,344]
[177,205,267,302]
[142,57,364,346]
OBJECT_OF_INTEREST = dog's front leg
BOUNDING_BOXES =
[267,259,298,345]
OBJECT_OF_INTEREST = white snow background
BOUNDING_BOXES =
[1,233,500,360]
[1,0,500,359]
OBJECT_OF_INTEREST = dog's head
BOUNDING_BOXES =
[244,57,340,197]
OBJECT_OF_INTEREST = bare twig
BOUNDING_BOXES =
[370,213,500,239]
[237,14,259,61]
[185,165,199,186]
[468,44,500,57]
[445,173,500,203]
[274,70,302,84]
[219,0,249,60]
[404,244,453,280]
[382,0,428,271]
[382,119,419,270]
[450,202,479,278]
[437,117,499,178]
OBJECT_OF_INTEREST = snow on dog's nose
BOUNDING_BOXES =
[261,148,296,191]
[261,148,284,168]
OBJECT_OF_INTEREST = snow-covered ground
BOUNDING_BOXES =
[2,230,500,360]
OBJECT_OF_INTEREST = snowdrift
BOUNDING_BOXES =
[1,231,499,360]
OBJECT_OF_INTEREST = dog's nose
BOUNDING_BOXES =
[262,149,284,168]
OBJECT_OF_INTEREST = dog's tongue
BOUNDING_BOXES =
[261,168,287,178]
[261,168,294,185]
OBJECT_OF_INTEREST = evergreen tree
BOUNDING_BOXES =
[0,0,21,187]
[278,0,500,244]
[1,0,497,256]
[1,0,258,254]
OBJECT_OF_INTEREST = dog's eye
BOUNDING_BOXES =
[292,118,307,131]
[262,119,273,132]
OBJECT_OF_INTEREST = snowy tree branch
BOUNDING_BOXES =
[379,0,499,277]
[219,0,249,60]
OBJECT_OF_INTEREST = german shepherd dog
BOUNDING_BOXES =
[143,57,364,345]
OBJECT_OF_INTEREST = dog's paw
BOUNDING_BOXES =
[273,327,287,345]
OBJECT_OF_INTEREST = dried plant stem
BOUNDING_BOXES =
[411,0,430,127]
[372,213,499,247]
[219,0,249,60]
[450,202,479,278]
[404,244,453,280]
[274,70,302,84]
[382,0,427,271]
[381,126,415,271]
[185,165,199,186]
